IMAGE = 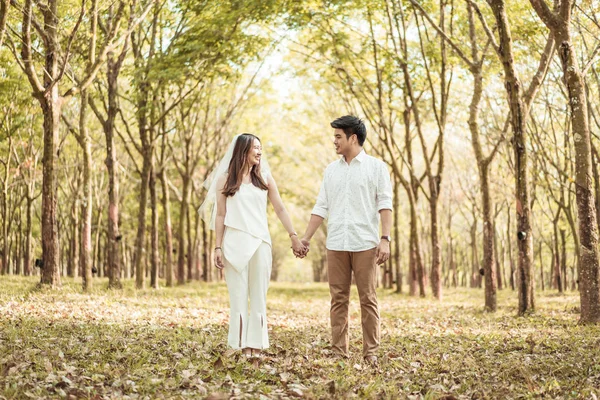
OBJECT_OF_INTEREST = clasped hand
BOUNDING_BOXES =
[291,237,309,258]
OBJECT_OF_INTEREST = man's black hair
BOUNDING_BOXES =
[330,115,367,146]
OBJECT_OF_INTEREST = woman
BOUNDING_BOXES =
[201,133,306,357]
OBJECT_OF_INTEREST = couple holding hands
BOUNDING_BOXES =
[200,115,393,366]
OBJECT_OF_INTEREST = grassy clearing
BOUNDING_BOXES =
[1,276,599,399]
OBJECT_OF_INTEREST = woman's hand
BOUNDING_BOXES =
[214,248,224,269]
[291,236,308,258]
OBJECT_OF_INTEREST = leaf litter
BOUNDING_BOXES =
[0,277,599,398]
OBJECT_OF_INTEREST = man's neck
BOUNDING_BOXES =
[343,146,363,164]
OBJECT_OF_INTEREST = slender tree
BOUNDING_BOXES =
[529,0,600,323]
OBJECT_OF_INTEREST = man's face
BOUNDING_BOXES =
[333,128,354,155]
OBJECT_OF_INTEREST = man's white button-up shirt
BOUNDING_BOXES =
[311,150,393,252]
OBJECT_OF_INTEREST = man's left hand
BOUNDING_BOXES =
[375,240,390,265]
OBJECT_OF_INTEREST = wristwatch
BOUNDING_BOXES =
[381,235,392,242]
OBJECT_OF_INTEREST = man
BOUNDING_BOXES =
[300,115,393,366]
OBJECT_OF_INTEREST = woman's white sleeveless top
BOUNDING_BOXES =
[223,178,271,272]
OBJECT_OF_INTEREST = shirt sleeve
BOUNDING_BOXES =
[376,162,393,211]
[311,170,329,219]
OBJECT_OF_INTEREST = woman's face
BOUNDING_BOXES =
[246,138,262,168]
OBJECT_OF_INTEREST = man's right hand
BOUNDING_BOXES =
[300,238,310,256]
[292,237,310,258]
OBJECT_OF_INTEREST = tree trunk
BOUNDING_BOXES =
[38,94,62,287]
[528,0,600,320]
[105,57,122,289]
[468,59,497,310]
[409,233,417,296]
[393,177,402,293]
[507,206,515,290]
[553,216,563,292]
[592,144,600,237]
[538,241,545,291]
[79,90,93,292]
[430,193,442,299]
[187,197,195,280]
[24,196,33,276]
[561,229,568,290]
[426,0,448,301]
[92,205,103,278]
[1,162,9,275]
[489,0,534,314]
[15,215,22,275]
[452,244,458,288]
[201,219,210,282]
[134,153,151,289]
[494,225,503,290]
[555,29,600,323]
[149,162,159,289]
[407,190,425,297]
[69,194,79,278]
[470,217,479,288]
[177,178,189,284]
[160,169,174,287]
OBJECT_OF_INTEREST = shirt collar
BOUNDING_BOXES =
[341,149,366,164]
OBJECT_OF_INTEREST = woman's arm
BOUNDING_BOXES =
[267,174,307,256]
[214,174,227,269]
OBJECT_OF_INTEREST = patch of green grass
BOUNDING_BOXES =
[1,276,599,399]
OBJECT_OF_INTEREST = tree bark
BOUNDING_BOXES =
[507,205,515,290]
[539,242,545,291]
[69,192,79,278]
[529,0,600,323]
[131,1,159,290]
[105,51,123,289]
[553,212,563,292]
[177,178,189,284]
[133,153,151,289]
[561,228,568,290]
[1,138,12,275]
[187,197,195,280]
[79,89,94,292]
[494,225,503,290]
[160,169,174,287]
[470,215,480,288]
[488,0,534,314]
[38,92,62,287]
[201,219,210,282]
[410,196,425,297]
[469,70,497,309]
[0,0,9,49]
[556,25,600,323]
[150,162,159,289]
[24,195,33,276]
[467,2,497,309]
[393,175,402,293]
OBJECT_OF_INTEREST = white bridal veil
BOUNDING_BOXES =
[198,134,271,230]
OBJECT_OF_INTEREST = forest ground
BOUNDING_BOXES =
[1,276,599,399]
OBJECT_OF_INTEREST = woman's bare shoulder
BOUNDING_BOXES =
[216,173,228,188]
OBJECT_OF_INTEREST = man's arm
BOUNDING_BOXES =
[375,162,393,264]
[302,170,328,249]
[302,214,325,244]
[376,209,392,264]
[380,208,392,237]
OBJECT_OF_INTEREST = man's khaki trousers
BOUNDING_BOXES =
[327,248,379,358]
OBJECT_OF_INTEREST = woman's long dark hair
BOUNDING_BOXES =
[222,133,268,197]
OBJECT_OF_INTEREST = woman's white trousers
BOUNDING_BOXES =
[224,241,272,350]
